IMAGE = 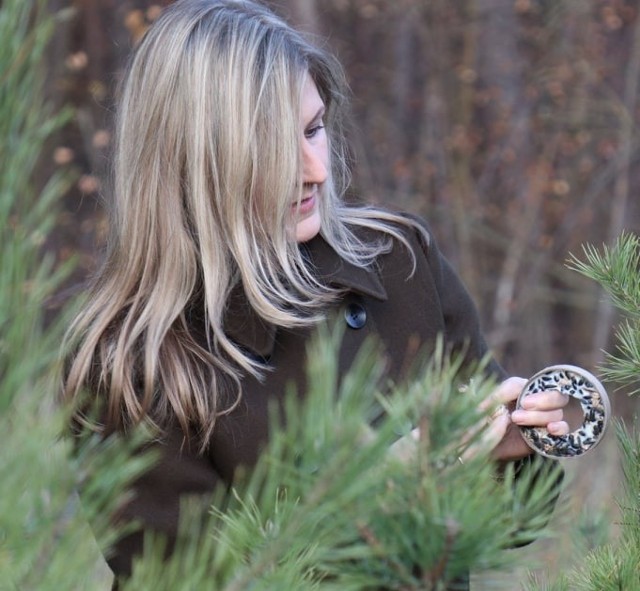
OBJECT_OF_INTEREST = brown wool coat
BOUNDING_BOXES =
[107,215,508,586]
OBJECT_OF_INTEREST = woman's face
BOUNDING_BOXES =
[293,75,329,243]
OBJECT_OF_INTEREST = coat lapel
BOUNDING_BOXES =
[223,235,388,358]
[303,234,388,302]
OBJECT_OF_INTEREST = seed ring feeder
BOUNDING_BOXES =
[516,364,610,459]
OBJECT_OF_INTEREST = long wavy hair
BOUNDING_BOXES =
[62,0,422,447]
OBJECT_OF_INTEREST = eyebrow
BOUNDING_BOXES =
[306,105,325,126]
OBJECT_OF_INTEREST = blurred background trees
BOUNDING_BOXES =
[46,0,640,384]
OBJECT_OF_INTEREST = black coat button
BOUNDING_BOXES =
[344,302,367,329]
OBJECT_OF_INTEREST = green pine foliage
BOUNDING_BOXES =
[534,235,640,591]
[560,422,640,591]
[121,332,564,591]
[0,1,154,589]
[569,232,640,395]
[0,0,73,414]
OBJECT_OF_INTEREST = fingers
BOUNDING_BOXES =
[511,388,570,434]
[483,377,527,408]
[391,376,573,465]
[519,389,569,411]
[490,378,570,410]
[461,411,512,461]
[547,421,570,436]
[479,411,512,451]
[488,378,572,450]
[510,412,570,437]
[511,408,564,427]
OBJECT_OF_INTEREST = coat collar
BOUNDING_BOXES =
[223,234,388,358]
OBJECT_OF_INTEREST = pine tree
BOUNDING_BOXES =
[112,332,564,591]
[0,1,154,588]
[540,235,640,591]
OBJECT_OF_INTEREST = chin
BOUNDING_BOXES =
[295,211,322,243]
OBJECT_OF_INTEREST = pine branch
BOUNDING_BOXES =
[119,330,565,591]
[545,236,640,589]
[0,2,151,590]
[567,231,640,319]
[601,319,640,395]
[568,231,640,396]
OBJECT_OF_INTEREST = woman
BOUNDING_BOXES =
[62,0,569,585]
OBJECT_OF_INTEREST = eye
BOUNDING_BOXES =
[304,122,325,140]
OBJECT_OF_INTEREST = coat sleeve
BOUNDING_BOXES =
[406,214,505,381]
[405,214,564,541]
[103,424,223,587]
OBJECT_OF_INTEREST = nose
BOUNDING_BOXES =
[302,139,328,187]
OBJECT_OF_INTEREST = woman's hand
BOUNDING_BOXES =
[485,377,570,461]
[388,376,571,464]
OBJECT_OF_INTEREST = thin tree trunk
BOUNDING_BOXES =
[475,0,534,344]
[593,9,640,363]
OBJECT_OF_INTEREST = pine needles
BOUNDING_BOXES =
[0,1,153,589]
[568,232,640,395]
[531,234,640,591]
[120,329,564,591]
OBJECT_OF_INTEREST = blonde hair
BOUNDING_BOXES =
[63,0,422,447]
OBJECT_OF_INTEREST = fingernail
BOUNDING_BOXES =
[520,397,535,410]
[511,410,525,423]
[548,422,567,435]
[498,413,512,427]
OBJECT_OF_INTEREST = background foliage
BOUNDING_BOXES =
[46,0,640,380]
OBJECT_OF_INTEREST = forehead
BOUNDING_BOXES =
[301,74,324,120]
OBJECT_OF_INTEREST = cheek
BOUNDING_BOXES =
[295,209,321,243]
[319,137,329,169]
[306,134,329,176]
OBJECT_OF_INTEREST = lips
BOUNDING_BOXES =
[292,192,317,216]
